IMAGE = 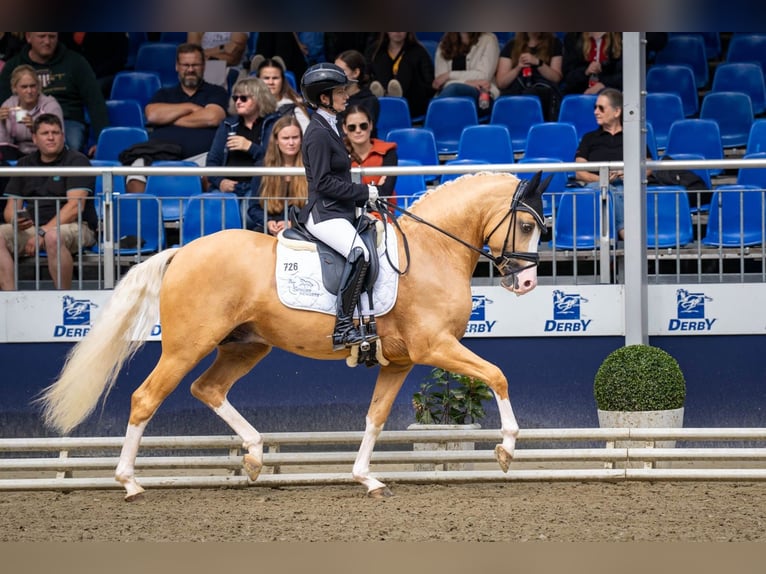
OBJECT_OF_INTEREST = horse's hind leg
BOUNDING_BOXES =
[189,342,272,482]
[116,350,204,500]
[352,362,412,497]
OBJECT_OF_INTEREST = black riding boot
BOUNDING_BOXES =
[332,247,369,349]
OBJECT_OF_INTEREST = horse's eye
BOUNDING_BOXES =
[520,222,534,234]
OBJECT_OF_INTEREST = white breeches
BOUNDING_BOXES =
[306,213,370,261]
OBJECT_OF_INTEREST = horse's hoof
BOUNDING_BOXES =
[367,486,393,499]
[243,454,263,481]
[124,487,145,502]
[494,444,513,473]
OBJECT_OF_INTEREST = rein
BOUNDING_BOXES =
[373,179,544,284]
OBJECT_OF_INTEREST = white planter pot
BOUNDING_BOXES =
[597,407,684,469]
[407,423,481,471]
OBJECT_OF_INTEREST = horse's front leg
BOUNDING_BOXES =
[353,363,412,497]
[416,337,518,472]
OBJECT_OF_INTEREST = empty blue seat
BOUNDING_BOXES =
[457,124,514,164]
[646,92,685,150]
[125,32,148,69]
[557,94,598,141]
[110,71,161,112]
[646,65,699,117]
[135,42,178,88]
[524,122,579,163]
[646,185,693,248]
[711,62,766,116]
[670,32,721,61]
[726,34,766,77]
[393,159,428,209]
[439,158,490,184]
[106,99,145,128]
[746,120,766,154]
[655,35,709,88]
[94,126,148,162]
[664,119,724,175]
[646,122,659,160]
[424,97,479,155]
[699,91,754,149]
[386,128,440,182]
[144,161,204,222]
[516,157,568,217]
[490,95,544,154]
[420,40,438,61]
[180,192,242,244]
[736,151,766,189]
[702,184,766,247]
[377,96,411,140]
[112,193,164,255]
[552,188,612,250]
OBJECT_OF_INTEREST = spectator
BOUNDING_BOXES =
[334,49,380,137]
[563,32,623,95]
[206,76,279,199]
[342,104,397,202]
[59,33,129,100]
[253,33,308,81]
[368,32,435,119]
[125,43,228,194]
[433,32,500,116]
[297,63,381,349]
[187,32,249,89]
[574,88,651,240]
[0,113,97,290]
[247,114,308,234]
[297,33,325,65]
[495,32,563,122]
[252,56,311,132]
[0,64,64,159]
[0,32,109,156]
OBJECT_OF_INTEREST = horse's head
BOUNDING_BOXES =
[485,171,549,296]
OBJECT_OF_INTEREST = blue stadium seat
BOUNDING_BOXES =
[377,96,411,140]
[736,152,766,189]
[144,161,204,222]
[711,62,766,116]
[110,71,162,113]
[90,160,125,219]
[664,119,724,175]
[106,99,145,128]
[159,32,187,44]
[516,157,568,217]
[746,120,766,154]
[646,185,693,248]
[552,187,612,250]
[135,42,178,88]
[646,65,699,117]
[125,33,148,69]
[94,127,148,162]
[646,92,685,150]
[670,32,721,61]
[439,158,490,184]
[726,34,766,77]
[111,193,164,255]
[393,159,428,209]
[424,97,479,155]
[699,91,754,149]
[180,192,242,244]
[646,122,659,160]
[655,34,709,88]
[702,184,766,247]
[386,128,440,182]
[420,40,438,61]
[524,122,579,163]
[456,124,514,164]
[490,95,544,154]
[557,94,598,141]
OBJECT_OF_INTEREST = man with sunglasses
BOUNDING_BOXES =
[126,43,228,193]
[574,87,651,240]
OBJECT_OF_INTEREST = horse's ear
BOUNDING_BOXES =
[538,174,553,197]
[527,170,542,193]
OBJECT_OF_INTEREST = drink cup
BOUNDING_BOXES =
[14,109,27,122]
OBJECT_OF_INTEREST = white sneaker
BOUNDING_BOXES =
[387,79,403,97]
[370,80,384,97]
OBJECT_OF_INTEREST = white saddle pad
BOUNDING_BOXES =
[275,223,400,317]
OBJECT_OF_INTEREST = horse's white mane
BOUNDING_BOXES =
[408,171,519,208]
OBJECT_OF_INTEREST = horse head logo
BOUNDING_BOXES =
[676,289,713,317]
[62,296,97,326]
[552,290,589,318]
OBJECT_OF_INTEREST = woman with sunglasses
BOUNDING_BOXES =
[343,105,397,203]
[297,63,383,350]
[205,77,280,197]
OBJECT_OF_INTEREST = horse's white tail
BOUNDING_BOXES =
[36,248,180,435]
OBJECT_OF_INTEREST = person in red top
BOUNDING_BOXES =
[342,104,397,207]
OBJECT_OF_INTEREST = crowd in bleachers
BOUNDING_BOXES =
[2,32,766,289]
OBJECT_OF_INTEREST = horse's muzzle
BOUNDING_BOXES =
[500,267,538,295]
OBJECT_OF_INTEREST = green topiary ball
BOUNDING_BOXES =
[594,345,686,411]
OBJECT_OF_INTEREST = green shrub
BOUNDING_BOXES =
[594,345,686,411]
[412,368,493,424]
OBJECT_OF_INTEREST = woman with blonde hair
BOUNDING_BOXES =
[247,114,308,234]
[0,64,64,159]
[205,76,279,197]
[563,32,623,95]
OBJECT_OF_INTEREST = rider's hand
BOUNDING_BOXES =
[367,184,379,209]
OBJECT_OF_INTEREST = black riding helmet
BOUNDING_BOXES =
[300,62,349,110]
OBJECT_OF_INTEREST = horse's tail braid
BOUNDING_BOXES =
[35,248,180,435]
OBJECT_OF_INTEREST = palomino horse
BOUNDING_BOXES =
[38,171,549,500]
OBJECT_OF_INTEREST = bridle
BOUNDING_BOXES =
[372,178,546,288]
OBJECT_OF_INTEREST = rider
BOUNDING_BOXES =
[297,62,381,350]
